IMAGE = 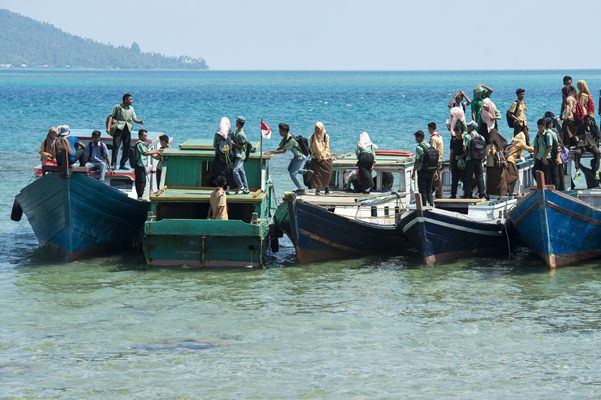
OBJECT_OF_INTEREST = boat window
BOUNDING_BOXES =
[156,202,257,222]
[109,177,133,190]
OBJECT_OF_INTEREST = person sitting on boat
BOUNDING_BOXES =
[153,134,170,189]
[265,123,309,195]
[309,122,333,195]
[574,115,600,180]
[412,130,436,206]
[84,130,111,182]
[505,132,534,195]
[449,121,466,199]
[54,126,73,166]
[212,117,234,191]
[207,175,228,220]
[462,121,486,199]
[532,118,554,186]
[355,131,377,194]
[134,129,162,200]
[578,158,601,189]
[107,93,144,170]
[57,125,86,166]
[39,127,59,165]
[231,116,250,195]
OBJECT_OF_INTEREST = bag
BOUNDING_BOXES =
[560,144,570,165]
[419,143,439,171]
[469,132,486,160]
[87,141,107,160]
[588,95,595,116]
[293,135,311,157]
[128,142,140,168]
[506,101,519,128]
[303,159,313,187]
[106,114,118,136]
[494,148,507,168]
[575,102,586,124]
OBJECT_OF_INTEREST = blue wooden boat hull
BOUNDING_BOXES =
[15,173,148,260]
[398,208,509,265]
[281,200,412,263]
[508,188,601,268]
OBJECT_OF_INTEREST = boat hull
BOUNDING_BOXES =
[15,173,148,260]
[508,188,601,268]
[398,208,509,265]
[280,200,412,263]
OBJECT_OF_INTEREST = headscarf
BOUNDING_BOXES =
[310,122,331,160]
[488,128,508,152]
[577,80,591,96]
[448,106,466,134]
[218,117,231,139]
[480,98,497,133]
[357,131,377,149]
[563,95,577,120]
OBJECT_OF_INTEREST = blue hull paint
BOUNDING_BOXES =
[284,200,412,263]
[398,208,509,265]
[508,188,601,268]
[15,173,148,260]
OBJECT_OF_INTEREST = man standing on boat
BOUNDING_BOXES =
[507,88,529,145]
[412,130,437,206]
[532,118,553,185]
[428,122,444,199]
[107,93,144,170]
[231,116,250,194]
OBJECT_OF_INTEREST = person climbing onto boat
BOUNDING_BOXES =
[578,158,600,188]
[265,123,309,194]
[507,88,530,145]
[207,175,229,220]
[107,93,144,170]
[355,131,377,194]
[574,115,600,180]
[84,130,111,182]
[471,84,494,124]
[57,125,86,166]
[412,130,437,206]
[231,116,250,194]
[505,132,534,194]
[39,127,59,164]
[309,122,333,195]
[532,118,554,186]
[448,91,471,114]
[134,129,162,200]
[449,121,466,199]
[428,122,443,199]
[212,117,234,191]
[462,121,486,199]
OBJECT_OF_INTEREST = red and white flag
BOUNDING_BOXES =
[261,120,271,139]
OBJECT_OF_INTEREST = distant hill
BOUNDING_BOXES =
[0,9,208,69]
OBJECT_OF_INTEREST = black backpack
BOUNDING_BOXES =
[293,135,311,157]
[128,141,141,168]
[506,101,520,128]
[469,132,486,160]
[419,143,439,171]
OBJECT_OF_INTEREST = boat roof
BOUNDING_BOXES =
[151,187,267,203]
[163,139,269,159]
[70,128,165,141]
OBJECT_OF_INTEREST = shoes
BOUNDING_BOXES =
[243,189,250,194]
[119,165,128,170]
[450,195,457,199]
[315,189,321,195]
[324,188,330,195]
[234,189,241,195]
[294,188,306,195]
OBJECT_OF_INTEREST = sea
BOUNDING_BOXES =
[1,70,601,399]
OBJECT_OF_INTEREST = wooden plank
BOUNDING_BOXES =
[434,198,485,204]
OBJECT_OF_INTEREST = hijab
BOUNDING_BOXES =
[578,80,591,96]
[480,98,497,133]
[448,106,466,134]
[310,122,331,160]
[357,131,377,149]
[488,128,508,152]
[218,117,231,139]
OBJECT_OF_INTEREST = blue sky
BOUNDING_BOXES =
[2,0,601,70]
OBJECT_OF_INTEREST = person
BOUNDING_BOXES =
[478,98,500,143]
[507,88,530,145]
[486,128,509,196]
[309,122,333,195]
[231,116,250,194]
[544,118,564,190]
[84,130,111,182]
[212,117,234,190]
[154,134,170,189]
[577,80,594,117]
[428,122,443,198]
[449,121,467,198]
[57,125,86,166]
[107,93,144,170]
[561,76,576,117]
[562,95,578,147]
[208,175,229,220]
[265,123,308,194]
[574,115,600,179]
[447,106,466,135]
[463,121,486,199]
[412,130,435,206]
[39,127,59,164]
[134,129,161,200]
[448,91,471,113]
[505,132,534,195]
[471,84,494,123]
[355,131,377,194]
[532,119,553,185]
[55,126,73,166]
[578,158,600,188]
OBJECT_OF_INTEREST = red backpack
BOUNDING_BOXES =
[574,102,585,123]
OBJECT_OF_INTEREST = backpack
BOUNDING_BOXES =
[128,141,141,168]
[469,132,486,160]
[217,135,233,155]
[419,143,439,171]
[293,135,311,157]
[87,141,107,160]
[588,96,595,116]
[575,102,586,124]
[506,101,520,128]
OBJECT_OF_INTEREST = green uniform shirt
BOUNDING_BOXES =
[415,141,432,171]
[136,140,148,167]
[462,131,475,161]
[111,104,137,132]
[279,134,305,160]
[355,144,376,159]
[534,130,553,160]
[233,128,248,160]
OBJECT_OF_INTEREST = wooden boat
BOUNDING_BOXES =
[273,150,416,263]
[397,194,515,265]
[508,171,601,268]
[143,139,278,268]
[12,129,162,260]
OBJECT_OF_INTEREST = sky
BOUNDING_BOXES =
[1,0,601,70]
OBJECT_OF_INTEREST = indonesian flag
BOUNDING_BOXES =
[261,120,271,139]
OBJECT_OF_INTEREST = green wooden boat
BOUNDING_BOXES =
[143,139,278,268]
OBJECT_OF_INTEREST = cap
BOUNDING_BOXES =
[467,121,478,129]
[236,116,246,123]
[57,124,70,137]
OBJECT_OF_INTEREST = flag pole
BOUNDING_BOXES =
[259,119,264,192]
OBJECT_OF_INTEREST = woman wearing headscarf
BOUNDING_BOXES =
[577,80,594,117]
[479,98,500,143]
[211,117,234,187]
[355,132,377,194]
[309,122,333,195]
[485,128,509,196]
[562,95,578,147]
[505,132,534,194]
[447,106,466,135]
[39,127,59,164]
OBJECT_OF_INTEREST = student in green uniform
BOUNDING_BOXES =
[231,116,250,194]
[265,123,308,194]
[412,130,435,206]
[134,129,161,200]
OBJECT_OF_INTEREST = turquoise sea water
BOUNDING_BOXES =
[2,70,601,399]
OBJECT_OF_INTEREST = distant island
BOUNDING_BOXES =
[0,9,208,70]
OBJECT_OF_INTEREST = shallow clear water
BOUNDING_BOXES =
[2,70,601,399]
